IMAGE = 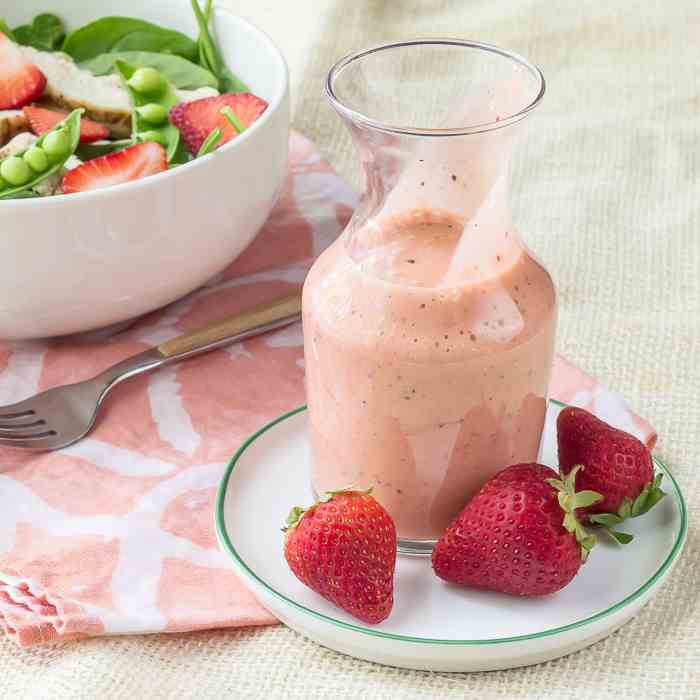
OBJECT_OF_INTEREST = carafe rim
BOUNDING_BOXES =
[325,38,546,138]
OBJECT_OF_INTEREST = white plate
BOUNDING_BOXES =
[216,401,687,672]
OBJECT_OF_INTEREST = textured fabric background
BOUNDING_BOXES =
[2,0,698,697]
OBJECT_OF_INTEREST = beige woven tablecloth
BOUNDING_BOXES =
[2,1,698,697]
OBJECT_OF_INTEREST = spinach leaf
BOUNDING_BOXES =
[218,63,248,94]
[80,51,218,90]
[0,109,82,200]
[76,139,135,160]
[114,59,182,162]
[0,17,16,41]
[12,13,65,51]
[62,17,198,63]
[168,140,192,166]
[191,0,248,93]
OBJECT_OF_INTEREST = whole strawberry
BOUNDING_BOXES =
[432,463,601,596]
[557,407,665,542]
[283,489,396,624]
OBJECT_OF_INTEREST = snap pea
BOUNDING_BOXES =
[0,109,82,200]
[127,67,166,95]
[23,146,49,173]
[115,59,181,162]
[1,190,40,199]
[138,130,167,146]
[43,130,72,160]
[136,103,169,125]
[1,157,32,186]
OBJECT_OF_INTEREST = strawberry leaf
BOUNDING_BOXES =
[579,534,597,563]
[589,515,634,545]
[589,512,624,528]
[282,487,372,532]
[632,475,666,517]
[556,491,572,512]
[324,486,373,499]
[617,497,633,520]
[549,465,601,562]
[643,488,666,511]
[562,511,577,533]
[587,473,665,544]
[573,490,604,509]
[283,505,308,531]
[607,529,634,545]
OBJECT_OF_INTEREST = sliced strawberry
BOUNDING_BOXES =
[23,105,110,143]
[0,32,46,109]
[62,141,167,194]
[169,93,268,155]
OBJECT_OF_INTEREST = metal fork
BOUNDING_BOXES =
[0,293,302,451]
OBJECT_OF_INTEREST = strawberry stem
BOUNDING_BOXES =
[546,465,603,563]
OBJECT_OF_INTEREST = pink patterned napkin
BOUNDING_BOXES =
[0,131,656,648]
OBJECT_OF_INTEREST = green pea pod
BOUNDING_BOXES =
[114,59,182,163]
[0,109,82,200]
[1,190,40,200]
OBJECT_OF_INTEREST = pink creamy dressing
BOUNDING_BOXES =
[303,207,556,540]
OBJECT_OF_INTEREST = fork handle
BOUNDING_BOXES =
[158,293,302,358]
[97,293,302,389]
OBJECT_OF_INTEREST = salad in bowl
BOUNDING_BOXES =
[0,0,288,340]
[0,1,269,196]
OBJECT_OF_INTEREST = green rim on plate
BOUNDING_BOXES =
[215,400,688,645]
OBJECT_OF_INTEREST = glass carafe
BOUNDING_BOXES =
[303,40,556,554]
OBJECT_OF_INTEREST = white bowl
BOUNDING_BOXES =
[0,0,289,339]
